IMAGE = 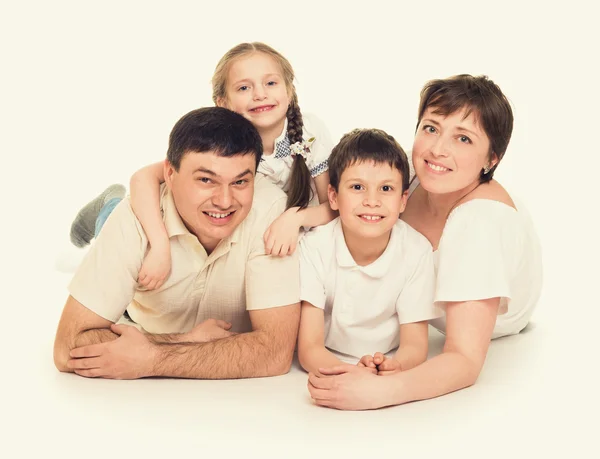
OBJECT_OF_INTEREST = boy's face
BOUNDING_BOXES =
[164,151,256,253]
[328,160,407,241]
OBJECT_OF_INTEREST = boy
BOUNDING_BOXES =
[297,128,442,376]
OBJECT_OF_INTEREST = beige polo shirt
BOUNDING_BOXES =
[68,175,300,334]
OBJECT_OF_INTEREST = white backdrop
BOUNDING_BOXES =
[1,1,598,458]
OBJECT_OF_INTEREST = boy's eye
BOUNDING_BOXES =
[351,184,363,191]
[459,135,472,144]
[381,185,393,192]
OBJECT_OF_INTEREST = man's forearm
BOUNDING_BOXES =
[149,329,294,379]
[298,345,345,375]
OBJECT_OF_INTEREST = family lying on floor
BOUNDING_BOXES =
[53,42,542,411]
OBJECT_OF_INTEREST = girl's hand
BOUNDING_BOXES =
[263,207,303,257]
[137,243,171,290]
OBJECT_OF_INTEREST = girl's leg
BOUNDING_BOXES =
[70,184,125,247]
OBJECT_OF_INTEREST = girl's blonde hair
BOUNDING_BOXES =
[212,42,312,209]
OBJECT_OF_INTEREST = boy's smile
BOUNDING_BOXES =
[328,160,407,263]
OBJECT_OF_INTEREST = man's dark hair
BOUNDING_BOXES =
[167,107,263,170]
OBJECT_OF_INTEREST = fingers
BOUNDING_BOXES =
[373,352,385,366]
[69,343,107,358]
[307,384,332,401]
[110,323,131,335]
[74,368,105,378]
[359,355,376,368]
[67,357,104,370]
[378,358,401,372]
[264,230,274,255]
[317,364,354,375]
[214,320,232,330]
[308,372,334,389]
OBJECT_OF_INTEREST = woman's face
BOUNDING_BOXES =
[412,106,496,195]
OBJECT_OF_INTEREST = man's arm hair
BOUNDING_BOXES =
[53,296,119,372]
[150,302,301,379]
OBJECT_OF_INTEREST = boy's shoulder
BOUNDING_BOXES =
[300,217,340,253]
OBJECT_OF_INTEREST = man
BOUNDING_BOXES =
[53,107,301,379]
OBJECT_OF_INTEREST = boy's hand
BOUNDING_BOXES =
[357,355,378,374]
[263,207,303,257]
[138,243,171,290]
[374,352,403,376]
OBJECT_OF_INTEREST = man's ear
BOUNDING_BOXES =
[327,184,339,211]
[164,159,175,189]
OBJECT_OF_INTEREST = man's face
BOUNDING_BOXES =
[165,151,256,253]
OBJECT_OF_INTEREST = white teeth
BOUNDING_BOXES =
[427,161,449,172]
[207,212,231,219]
[361,215,382,221]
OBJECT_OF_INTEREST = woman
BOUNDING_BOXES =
[306,74,543,410]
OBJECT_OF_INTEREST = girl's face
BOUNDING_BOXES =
[411,106,496,195]
[219,52,290,134]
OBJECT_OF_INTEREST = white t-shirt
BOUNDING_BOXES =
[257,113,332,207]
[299,218,443,361]
[429,198,543,339]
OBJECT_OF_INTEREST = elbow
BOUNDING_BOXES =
[271,348,295,376]
[53,338,72,373]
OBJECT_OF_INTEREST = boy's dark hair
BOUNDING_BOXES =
[417,74,513,183]
[328,128,410,192]
[167,107,263,171]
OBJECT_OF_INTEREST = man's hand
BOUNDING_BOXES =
[67,324,157,379]
[307,364,387,411]
[263,207,303,257]
[183,319,236,343]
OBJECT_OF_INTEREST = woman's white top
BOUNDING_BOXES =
[409,178,543,338]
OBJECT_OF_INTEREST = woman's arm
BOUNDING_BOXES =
[384,298,500,404]
[311,298,500,410]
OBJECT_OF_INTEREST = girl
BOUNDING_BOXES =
[70,42,337,290]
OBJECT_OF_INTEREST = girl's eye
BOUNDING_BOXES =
[459,135,472,144]
[238,85,249,91]
[424,125,437,134]
[381,185,393,192]
[266,81,276,86]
